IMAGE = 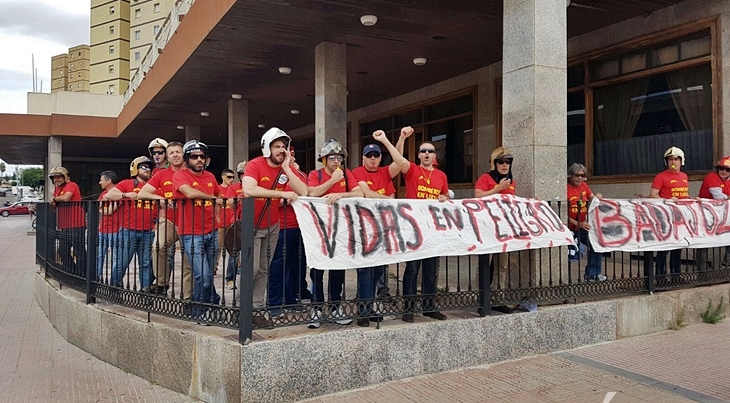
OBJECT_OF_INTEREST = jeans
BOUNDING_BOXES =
[578,229,603,279]
[310,268,345,308]
[357,265,385,315]
[181,232,220,318]
[403,257,438,313]
[225,251,239,281]
[58,227,86,276]
[111,228,153,289]
[268,228,306,308]
[96,231,117,281]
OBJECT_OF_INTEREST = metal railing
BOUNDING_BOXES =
[35,199,730,344]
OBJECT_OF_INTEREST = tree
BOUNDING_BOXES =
[21,168,45,188]
[0,162,5,176]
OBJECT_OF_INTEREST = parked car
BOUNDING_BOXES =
[0,201,34,217]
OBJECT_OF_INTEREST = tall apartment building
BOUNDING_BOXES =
[90,0,131,95]
[130,0,174,78]
[50,45,91,93]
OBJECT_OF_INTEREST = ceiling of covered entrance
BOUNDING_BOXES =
[1,0,689,164]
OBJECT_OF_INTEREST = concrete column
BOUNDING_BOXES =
[228,99,249,167]
[720,13,730,157]
[47,136,62,192]
[185,125,200,142]
[502,0,567,201]
[314,42,347,166]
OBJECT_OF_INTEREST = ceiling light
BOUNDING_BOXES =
[360,15,378,26]
[258,124,266,128]
[278,67,291,75]
[176,125,184,130]
[231,94,242,99]
[413,58,427,66]
[290,109,299,115]
[200,111,209,117]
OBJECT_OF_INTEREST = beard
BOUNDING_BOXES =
[187,162,204,172]
[270,152,285,165]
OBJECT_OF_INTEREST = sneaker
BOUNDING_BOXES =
[308,308,322,329]
[226,280,235,290]
[356,318,370,327]
[331,306,352,325]
[424,311,447,320]
[596,274,607,281]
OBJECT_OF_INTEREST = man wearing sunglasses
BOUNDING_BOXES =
[215,168,236,276]
[394,128,449,323]
[696,156,730,270]
[566,163,604,282]
[148,137,169,175]
[104,156,157,291]
[352,128,410,327]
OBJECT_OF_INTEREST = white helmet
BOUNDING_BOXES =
[319,139,348,160]
[260,127,290,158]
[663,146,685,166]
[148,138,168,155]
[182,140,209,160]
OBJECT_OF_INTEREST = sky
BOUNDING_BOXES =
[0,0,89,171]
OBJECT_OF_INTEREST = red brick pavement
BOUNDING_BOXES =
[0,215,199,403]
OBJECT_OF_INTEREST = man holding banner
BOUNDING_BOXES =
[645,146,690,279]
[696,156,730,270]
[352,128,410,327]
[307,139,363,328]
[566,163,604,281]
[396,130,449,323]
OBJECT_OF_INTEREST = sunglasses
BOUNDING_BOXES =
[327,155,345,162]
[139,165,152,171]
[420,149,435,154]
[365,152,381,158]
[573,173,586,178]
[188,154,207,160]
[719,167,730,172]
[225,175,235,179]
[495,159,512,165]
[152,150,165,156]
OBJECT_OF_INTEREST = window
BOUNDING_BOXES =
[134,51,141,61]
[109,25,115,35]
[69,85,73,90]
[109,45,115,54]
[109,64,115,73]
[153,25,160,35]
[154,3,160,13]
[77,83,81,88]
[135,8,141,18]
[109,5,115,14]
[134,30,141,40]
[78,51,81,56]
[69,64,74,70]
[58,69,63,75]
[108,85,115,94]
[568,29,714,176]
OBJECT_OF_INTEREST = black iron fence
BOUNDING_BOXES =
[35,199,730,344]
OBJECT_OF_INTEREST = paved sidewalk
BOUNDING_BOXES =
[0,215,199,403]
[302,318,730,403]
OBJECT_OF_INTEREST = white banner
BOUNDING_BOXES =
[588,198,730,252]
[292,196,573,269]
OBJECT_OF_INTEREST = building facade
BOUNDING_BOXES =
[50,46,90,93]
[129,0,174,78]
[90,0,131,95]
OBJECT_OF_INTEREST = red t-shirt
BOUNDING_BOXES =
[173,169,221,235]
[243,156,288,230]
[217,185,232,228]
[97,189,120,234]
[307,168,359,196]
[53,181,85,229]
[403,162,448,200]
[352,166,396,196]
[147,167,177,224]
[475,173,516,195]
[115,179,156,231]
[651,170,689,199]
[699,172,730,199]
[223,183,242,226]
[279,168,307,229]
[567,182,593,231]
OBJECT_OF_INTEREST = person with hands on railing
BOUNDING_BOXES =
[695,156,730,271]
[96,170,119,282]
[566,163,605,282]
[242,128,307,327]
[49,166,86,275]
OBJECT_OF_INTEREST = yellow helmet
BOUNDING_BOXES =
[489,147,513,171]
[48,166,70,182]
[130,156,154,176]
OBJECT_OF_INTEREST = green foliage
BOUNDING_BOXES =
[701,297,726,324]
[668,307,686,330]
[21,168,44,187]
[0,162,5,174]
